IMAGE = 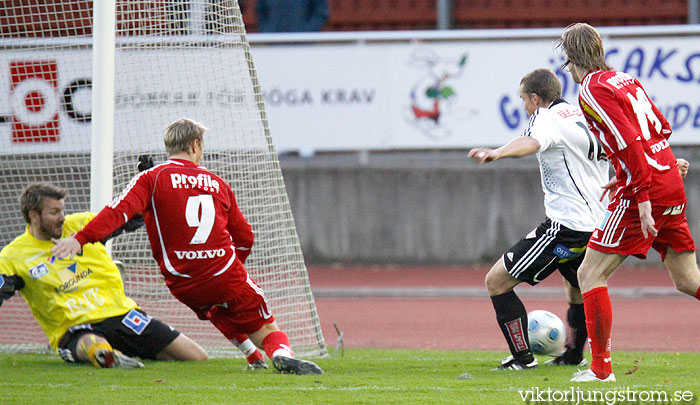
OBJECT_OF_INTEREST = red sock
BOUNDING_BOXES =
[696,286,700,301]
[247,349,264,364]
[262,331,293,359]
[582,286,613,379]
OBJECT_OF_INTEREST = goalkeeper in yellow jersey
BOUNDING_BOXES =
[0,182,210,368]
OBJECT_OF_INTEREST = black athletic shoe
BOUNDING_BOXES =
[272,356,324,375]
[545,350,587,366]
[494,355,538,370]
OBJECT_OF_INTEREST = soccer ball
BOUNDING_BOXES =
[527,310,566,356]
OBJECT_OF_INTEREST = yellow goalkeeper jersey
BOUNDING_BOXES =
[0,212,137,350]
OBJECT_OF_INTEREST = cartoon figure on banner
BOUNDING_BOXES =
[404,49,476,140]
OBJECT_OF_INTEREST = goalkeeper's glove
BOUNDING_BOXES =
[137,154,154,172]
[100,214,145,244]
[0,274,25,307]
[100,155,154,245]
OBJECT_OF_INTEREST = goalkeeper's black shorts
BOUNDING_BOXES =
[503,218,592,288]
[57,308,180,363]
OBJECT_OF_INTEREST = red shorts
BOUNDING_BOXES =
[168,261,275,337]
[588,199,696,260]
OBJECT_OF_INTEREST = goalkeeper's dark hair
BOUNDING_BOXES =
[20,182,67,224]
[164,118,207,156]
[520,68,561,105]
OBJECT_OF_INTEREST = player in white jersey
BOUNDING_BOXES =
[469,68,610,370]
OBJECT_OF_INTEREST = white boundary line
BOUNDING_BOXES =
[312,286,681,299]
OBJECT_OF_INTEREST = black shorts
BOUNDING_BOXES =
[57,308,180,363]
[503,219,592,287]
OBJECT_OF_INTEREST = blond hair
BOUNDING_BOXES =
[556,23,611,71]
[163,118,207,156]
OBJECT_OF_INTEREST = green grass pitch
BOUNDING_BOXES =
[1,349,699,404]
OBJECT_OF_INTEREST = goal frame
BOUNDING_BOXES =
[91,0,116,214]
[0,0,327,359]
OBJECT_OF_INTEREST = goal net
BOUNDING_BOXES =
[0,0,326,358]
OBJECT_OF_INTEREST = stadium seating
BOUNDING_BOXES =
[451,0,688,29]
[242,0,689,31]
[3,0,688,36]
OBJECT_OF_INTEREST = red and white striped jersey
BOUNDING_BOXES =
[577,70,685,207]
[75,158,254,288]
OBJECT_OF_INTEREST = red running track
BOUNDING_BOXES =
[308,265,700,352]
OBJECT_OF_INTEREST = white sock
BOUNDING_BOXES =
[272,347,293,359]
[232,338,257,357]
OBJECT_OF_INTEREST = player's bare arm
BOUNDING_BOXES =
[633,158,689,236]
[637,200,658,239]
[677,158,689,178]
[599,178,616,202]
[468,137,540,164]
[467,147,496,162]
[51,236,81,260]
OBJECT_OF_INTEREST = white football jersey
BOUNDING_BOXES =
[524,99,609,232]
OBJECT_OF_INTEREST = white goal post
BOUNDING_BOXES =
[0,0,326,358]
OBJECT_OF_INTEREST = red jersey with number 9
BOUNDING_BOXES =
[75,158,254,290]
[578,70,685,207]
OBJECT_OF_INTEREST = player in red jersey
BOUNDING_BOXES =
[52,118,323,375]
[557,23,700,382]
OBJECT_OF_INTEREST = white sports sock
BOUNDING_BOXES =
[272,347,293,358]
[232,338,257,357]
